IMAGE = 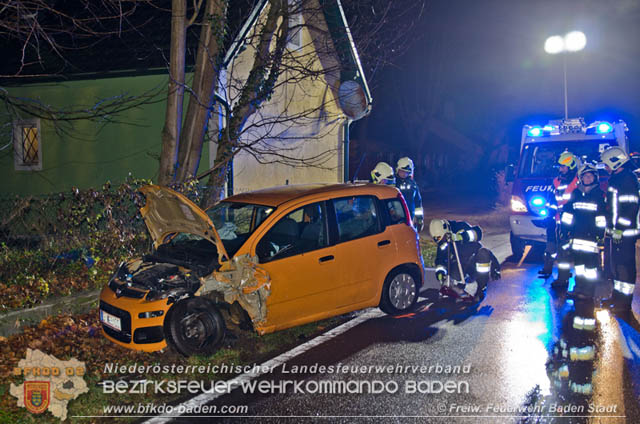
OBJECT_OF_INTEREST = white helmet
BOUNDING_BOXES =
[371,162,395,185]
[600,146,629,171]
[578,162,599,186]
[429,219,450,242]
[396,157,414,176]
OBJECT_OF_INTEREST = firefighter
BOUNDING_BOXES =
[540,151,581,288]
[559,163,606,301]
[396,157,424,231]
[370,162,395,185]
[430,219,500,302]
[600,146,639,315]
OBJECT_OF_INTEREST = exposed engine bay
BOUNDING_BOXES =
[109,234,270,327]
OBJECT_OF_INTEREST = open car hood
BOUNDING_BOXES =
[138,185,229,263]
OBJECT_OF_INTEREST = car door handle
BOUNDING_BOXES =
[319,255,334,263]
[377,240,391,247]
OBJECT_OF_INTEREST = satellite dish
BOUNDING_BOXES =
[338,80,368,120]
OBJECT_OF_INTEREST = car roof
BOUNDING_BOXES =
[224,182,399,207]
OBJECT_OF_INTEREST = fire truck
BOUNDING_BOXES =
[508,118,629,258]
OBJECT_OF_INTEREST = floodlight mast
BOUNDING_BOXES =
[544,31,586,120]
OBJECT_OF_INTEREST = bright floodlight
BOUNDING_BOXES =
[544,35,565,54]
[564,31,586,52]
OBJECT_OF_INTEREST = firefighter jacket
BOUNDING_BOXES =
[605,167,640,238]
[396,177,423,220]
[434,221,483,280]
[547,174,579,222]
[559,185,606,252]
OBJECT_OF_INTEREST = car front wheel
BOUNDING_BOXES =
[380,268,418,315]
[165,297,225,357]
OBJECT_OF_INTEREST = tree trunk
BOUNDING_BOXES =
[202,135,232,208]
[158,0,187,185]
[201,0,287,206]
[175,0,226,182]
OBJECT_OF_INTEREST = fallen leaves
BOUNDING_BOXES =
[0,309,163,381]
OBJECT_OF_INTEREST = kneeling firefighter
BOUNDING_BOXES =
[429,219,501,302]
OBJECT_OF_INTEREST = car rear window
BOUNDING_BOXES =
[332,196,381,242]
[384,198,407,225]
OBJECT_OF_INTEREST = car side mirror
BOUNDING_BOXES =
[505,164,515,182]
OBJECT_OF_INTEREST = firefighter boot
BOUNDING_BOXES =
[538,252,554,278]
[551,265,571,288]
[551,276,570,289]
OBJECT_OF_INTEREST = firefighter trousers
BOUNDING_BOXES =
[605,236,637,307]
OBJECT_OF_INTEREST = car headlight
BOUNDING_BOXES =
[511,195,528,213]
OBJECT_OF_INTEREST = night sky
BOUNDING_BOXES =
[353,0,640,163]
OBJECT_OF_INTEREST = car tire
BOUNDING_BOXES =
[380,268,418,315]
[165,297,225,357]
[510,232,525,261]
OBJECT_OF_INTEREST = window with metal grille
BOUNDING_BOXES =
[21,125,39,164]
[13,119,42,171]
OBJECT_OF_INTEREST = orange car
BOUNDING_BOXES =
[99,183,424,356]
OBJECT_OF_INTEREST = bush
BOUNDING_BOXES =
[0,177,213,311]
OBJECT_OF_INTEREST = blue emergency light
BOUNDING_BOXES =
[529,196,548,217]
[531,196,545,206]
[527,126,543,137]
[596,122,613,134]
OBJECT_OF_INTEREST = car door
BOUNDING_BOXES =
[254,201,341,329]
[328,195,399,307]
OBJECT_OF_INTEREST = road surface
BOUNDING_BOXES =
[146,235,640,423]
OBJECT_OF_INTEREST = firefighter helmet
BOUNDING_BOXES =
[371,162,395,185]
[558,151,580,170]
[600,146,629,171]
[396,157,414,176]
[429,219,451,242]
[578,162,599,186]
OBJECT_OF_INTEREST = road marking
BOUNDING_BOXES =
[143,308,385,423]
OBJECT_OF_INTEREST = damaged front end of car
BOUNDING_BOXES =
[99,185,271,356]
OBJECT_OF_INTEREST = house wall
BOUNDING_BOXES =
[218,0,347,195]
[0,73,210,196]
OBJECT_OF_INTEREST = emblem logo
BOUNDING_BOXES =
[24,381,50,414]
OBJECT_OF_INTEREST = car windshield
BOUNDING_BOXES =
[519,141,615,178]
[206,202,274,257]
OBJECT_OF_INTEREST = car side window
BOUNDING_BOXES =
[257,202,327,263]
[332,196,381,242]
[384,198,407,225]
